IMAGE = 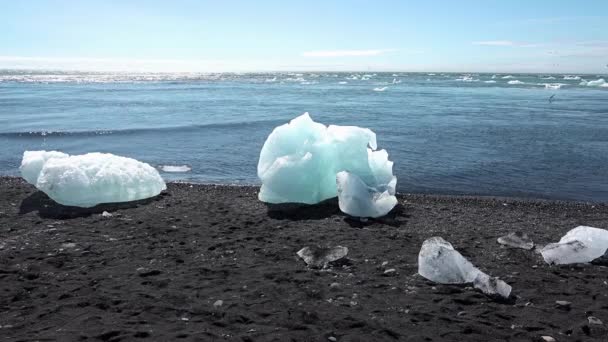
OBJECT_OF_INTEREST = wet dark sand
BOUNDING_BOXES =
[0,176,607,341]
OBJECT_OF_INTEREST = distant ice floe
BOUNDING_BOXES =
[257,113,397,218]
[373,87,388,92]
[563,75,581,80]
[160,165,192,173]
[541,226,608,265]
[580,78,607,87]
[21,151,166,207]
[507,80,524,85]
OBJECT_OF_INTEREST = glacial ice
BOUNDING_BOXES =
[20,150,69,185]
[541,226,608,265]
[257,113,397,217]
[418,237,512,298]
[20,151,166,207]
[336,171,397,218]
[497,232,534,250]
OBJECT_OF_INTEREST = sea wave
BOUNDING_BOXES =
[159,165,192,173]
[0,118,286,138]
[501,75,514,79]
[563,75,581,80]
[579,78,607,87]
[373,87,388,92]
[507,80,524,85]
[540,83,567,89]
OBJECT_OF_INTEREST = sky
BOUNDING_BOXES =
[1,0,607,73]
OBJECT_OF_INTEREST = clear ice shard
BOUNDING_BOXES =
[20,151,166,207]
[541,226,608,265]
[257,113,397,217]
[497,232,534,250]
[418,237,512,298]
[297,246,349,268]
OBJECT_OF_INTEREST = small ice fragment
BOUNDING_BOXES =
[336,171,397,218]
[497,232,534,250]
[418,237,511,298]
[61,242,76,249]
[160,165,192,173]
[541,226,608,265]
[472,273,512,298]
[213,300,223,308]
[297,246,348,268]
[101,211,113,218]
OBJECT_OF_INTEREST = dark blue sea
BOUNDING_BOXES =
[1,71,607,201]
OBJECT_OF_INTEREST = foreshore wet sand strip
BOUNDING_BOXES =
[0,177,607,341]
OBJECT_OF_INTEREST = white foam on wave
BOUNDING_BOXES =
[507,80,524,85]
[579,78,607,87]
[160,165,192,173]
[338,81,348,84]
[541,76,556,80]
[563,75,581,80]
[541,83,567,89]
[484,80,496,83]
[455,75,478,82]
[373,87,388,92]
[501,75,514,79]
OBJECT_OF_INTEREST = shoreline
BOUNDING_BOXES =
[1,176,607,340]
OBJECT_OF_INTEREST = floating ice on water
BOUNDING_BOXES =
[336,171,397,218]
[541,226,608,265]
[497,232,534,250]
[508,80,524,85]
[418,237,511,298]
[257,113,397,217]
[160,165,192,173]
[20,150,69,185]
[21,151,166,207]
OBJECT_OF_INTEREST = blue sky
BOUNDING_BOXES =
[1,0,607,73]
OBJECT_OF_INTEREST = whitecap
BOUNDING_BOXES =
[541,76,556,80]
[160,165,192,173]
[501,75,514,79]
[373,87,388,92]
[563,75,581,80]
[338,81,348,84]
[484,80,496,83]
[580,78,606,87]
[541,83,567,89]
[508,80,524,85]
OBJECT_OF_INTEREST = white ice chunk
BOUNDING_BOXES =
[336,171,397,218]
[418,237,511,298]
[21,151,166,207]
[257,113,397,217]
[20,150,69,184]
[497,232,534,250]
[541,226,608,265]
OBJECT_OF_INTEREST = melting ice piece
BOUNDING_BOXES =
[497,232,534,250]
[418,237,511,298]
[336,171,397,218]
[160,165,192,173]
[20,150,69,184]
[21,151,166,207]
[257,113,397,217]
[541,226,608,265]
[297,246,348,268]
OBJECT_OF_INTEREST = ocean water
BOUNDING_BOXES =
[1,71,607,201]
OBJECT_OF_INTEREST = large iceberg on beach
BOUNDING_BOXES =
[418,237,512,298]
[257,113,397,217]
[541,226,608,265]
[20,151,166,207]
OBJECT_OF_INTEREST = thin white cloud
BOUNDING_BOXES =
[301,49,396,57]
[472,41,515,46]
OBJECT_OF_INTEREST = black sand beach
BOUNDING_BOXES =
[1,176,607,341]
